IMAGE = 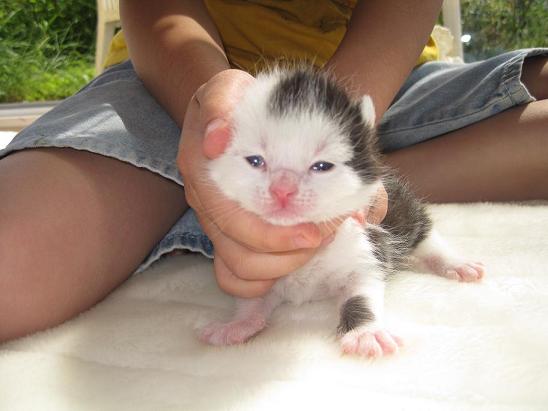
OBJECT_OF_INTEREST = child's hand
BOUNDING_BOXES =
[351,185,388,226]
[364,185,388,225]
[177,69,387,298]
[177,70,334,298]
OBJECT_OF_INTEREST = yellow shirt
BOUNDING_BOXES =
[104,0,439,73]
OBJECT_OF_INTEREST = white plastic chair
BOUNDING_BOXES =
[95,0,121,75]
[442,0,464,59]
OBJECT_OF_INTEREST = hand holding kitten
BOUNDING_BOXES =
[178,69,387,298]
[198,68,483,354]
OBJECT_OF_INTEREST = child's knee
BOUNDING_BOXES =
[0,224,48,342]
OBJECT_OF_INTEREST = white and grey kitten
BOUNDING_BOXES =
[199,67,484,358]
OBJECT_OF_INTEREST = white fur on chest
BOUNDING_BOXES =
[271,218,380,305]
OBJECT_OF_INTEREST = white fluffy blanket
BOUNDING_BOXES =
[1,203,548,410]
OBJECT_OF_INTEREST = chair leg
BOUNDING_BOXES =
[95,21,118,75]
[95,18,106,75]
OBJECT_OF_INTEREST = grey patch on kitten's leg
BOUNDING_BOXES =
[337,295,375,335]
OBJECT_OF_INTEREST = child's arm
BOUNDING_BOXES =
[326,0,443,122]
[120,0,229,126]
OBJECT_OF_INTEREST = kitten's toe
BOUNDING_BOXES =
[374,329,403,354]
[199,315,267,346]
[445,261,484,282]
[418,254,485,282]
[340,327,402,358]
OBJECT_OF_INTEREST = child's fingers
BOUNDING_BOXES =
[365,184,388,225]
[209,222,320,281]
[184,172,324,253]
[202,119,231,159]
[180,87,326,256]
[213,254,276,298]
[193,69,255,160]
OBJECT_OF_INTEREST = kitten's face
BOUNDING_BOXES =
[209,70,382,226]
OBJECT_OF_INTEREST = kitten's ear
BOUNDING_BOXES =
[360,95,376,126]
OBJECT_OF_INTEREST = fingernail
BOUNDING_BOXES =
[205,118,228,136]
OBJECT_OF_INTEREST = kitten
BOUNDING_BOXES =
[199,67,484,358]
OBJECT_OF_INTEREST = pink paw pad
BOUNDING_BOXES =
[445,261,484,282]
[199,315,266,346]
[340,328,403,358]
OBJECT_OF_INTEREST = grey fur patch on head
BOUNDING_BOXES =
[337,295,375,335]
[267,67,383,183]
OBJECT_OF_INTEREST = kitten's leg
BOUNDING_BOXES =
[338,273,402,358]
[199,293,282,346]
[380,174,483,281]
[410,229,484,282]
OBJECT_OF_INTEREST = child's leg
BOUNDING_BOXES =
[0,148,187,342]
[521,55,548,100]
[385,56,548,202]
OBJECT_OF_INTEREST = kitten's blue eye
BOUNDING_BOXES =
[310,161,334,172]
[245,155,265,168]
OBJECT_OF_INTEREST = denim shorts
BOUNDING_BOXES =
[1,48,546,273]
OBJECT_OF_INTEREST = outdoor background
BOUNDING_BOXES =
[1,0,547,103]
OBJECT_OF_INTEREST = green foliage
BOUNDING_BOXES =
[0,0,96,102]
[0,0,546,102]
[0,0,96,55]
[461,0,548,61]
[0,52,94,102]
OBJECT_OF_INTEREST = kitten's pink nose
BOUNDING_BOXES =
[269,171,299,208]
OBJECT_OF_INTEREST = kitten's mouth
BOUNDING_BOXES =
[263,205,311,225]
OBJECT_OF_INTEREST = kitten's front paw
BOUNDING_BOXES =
[199,315,266,346]
[340,327,403,358]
